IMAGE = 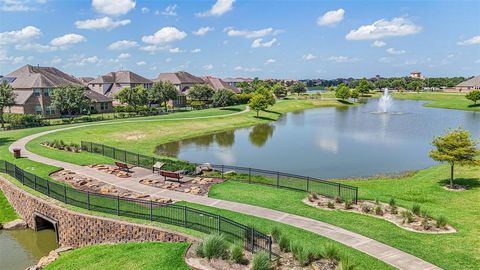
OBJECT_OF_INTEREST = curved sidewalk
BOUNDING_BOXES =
[10,122,441,270]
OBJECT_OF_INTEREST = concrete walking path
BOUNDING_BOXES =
[9,115,441,270]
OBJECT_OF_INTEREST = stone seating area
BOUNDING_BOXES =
[139,176,223,196]
[87,164,131,178]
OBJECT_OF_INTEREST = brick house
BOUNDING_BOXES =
[2,65,113,118]
[455,75,480,92]
[201,76,240,93]
[88,70,153,98]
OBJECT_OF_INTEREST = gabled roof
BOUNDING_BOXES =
[156,71,204,84]
[78,77,94,85]
[85,90,113,102]
[7,64,83,89]
[13,90,33,105]
[201,76,240,93]
[456,75,480,87]
[89,70,152,84]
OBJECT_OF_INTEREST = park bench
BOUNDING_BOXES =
[159,170,183,182]
[115,162,134,172]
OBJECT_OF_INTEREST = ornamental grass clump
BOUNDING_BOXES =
[252,251,272,270]
[361,204,372,213]
[436,215,448,228]
[344,201,352,210]
[201,233,229,260]
[389,198,398,214]
[375,205,384,216]
[401,210,415,224]
[292,244,318,266]
[230,241,247,265]
[412,203,421,216]
[279,235,290,252]
[321,243,341,261]
[327,201,335,209]
[338,257,357,270]
[270,226,281,243]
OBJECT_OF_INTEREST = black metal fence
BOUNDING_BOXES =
[0,160,272,257]
[81,141,358,203]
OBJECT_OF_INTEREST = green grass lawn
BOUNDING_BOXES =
[391,92,479,111]
[0,189,18,223]
[44,242,191,270]
[208,163,480,270]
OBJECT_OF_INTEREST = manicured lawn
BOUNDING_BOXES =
[44,242,191,270]
[0,190,18,223]
[209,163,480,270]
[391,92,479,111]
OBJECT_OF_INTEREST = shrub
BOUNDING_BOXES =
[421,218,431,230]
[230,241,247,265]
[361,204,372,213]
[195,242,204,258]
[201,233,229,260]
[252,251,271,270]
[279,235,290,252]
[236,93,253,104]
[375,198,380,205]
[270,227,281,243]
[327,201,335,209]
[412,203,421,216]
[334,196,343,203]
[4,113,44,128]
[375,205,384,216]
[321,243,340,261]
[292,245,317,266]
[311,192,319,200]
[436,215,448,228]
[338,258,357,270]
[344,201,352,210]
[401,210,415,224]
[389,197,396,207]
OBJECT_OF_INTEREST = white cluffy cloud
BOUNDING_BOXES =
[92,0,135,16]
[136,61,146,66]
[264,59,276,65]
[251,38,276,48]
[203,64,213,70]
[457,35,480,46]
[302,53,317,61]
[191,48,201,53]
[142,27,187,44]
[197,0,234,17]
[0,25,41,44]
[193,26,214,36]
[78,55,100,66]
[386,48,406,55]
[160,4,177,16]
[0,0,48,12]
[118,53,130,59]
[225,27,275,38]
[372,40,386,47]
[75,17,131,30]
[108,40,138,50]
[317,9,345,26]
[169,47,182,53]
[50,34,86,47]
[234,66,260,72]
[346,17,421,40]
[328,56,358,63]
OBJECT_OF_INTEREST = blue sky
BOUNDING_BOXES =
[0,0,479,79]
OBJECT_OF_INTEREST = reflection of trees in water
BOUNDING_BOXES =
[156,130,235,156]
[249,124,275,147]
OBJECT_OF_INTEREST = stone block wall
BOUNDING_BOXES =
[0,176,194,247]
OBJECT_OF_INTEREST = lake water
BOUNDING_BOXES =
[157,99,479,179]
[0,229,58,270]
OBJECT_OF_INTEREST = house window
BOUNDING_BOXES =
[34,105,42,114]
[100,102,109,110]
[45,105,56,116]
[34,89,42,97]
[44,88,52,97]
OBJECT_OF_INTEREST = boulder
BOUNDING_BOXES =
[3,219,27,230]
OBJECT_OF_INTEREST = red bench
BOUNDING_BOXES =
[115,162,134,172]
[159,170,183,182]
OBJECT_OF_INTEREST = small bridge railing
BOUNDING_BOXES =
[81,141,359,204]
[0,160,273,257]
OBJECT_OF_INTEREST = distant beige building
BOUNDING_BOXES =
[410,71,424,79]
[88,70,153,97]
[455,75,480,92]
[2,65,113,118]
[155,71,205,94]
[201,76,240,93]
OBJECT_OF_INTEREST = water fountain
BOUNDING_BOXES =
[378,88,393,113]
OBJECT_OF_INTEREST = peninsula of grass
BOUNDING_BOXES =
[392,92,479,111]
[0,190,18,223]
[44,242,191,270]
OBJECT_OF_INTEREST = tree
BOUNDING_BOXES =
[148,81,178,110]
[327,86,335,92]
[272,83,287,97]
[51,85,92,116]
[357,78,373,96]
[465,90,480,105]
[391,79,406,90]
[0,80,16,128]
[350,88,360,101]
[248,93,269,117]
[115,85,147,112]
[407,80,424,92]
[335,83,351,100]
[288,82,307,95]
[187,84,215,101]
[255,85,276,106]
[430,128,479,188]
[212,89,238,108]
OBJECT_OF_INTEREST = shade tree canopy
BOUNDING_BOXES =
[51,85,92,116]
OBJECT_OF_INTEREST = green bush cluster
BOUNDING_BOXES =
[42,140,81,152]
[252,251,272,270]
[3,113,45,128]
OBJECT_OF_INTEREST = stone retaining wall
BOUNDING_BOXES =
[0,176,194,247]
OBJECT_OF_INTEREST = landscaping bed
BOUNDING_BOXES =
[303,193,456,234]
[139,176,224,196]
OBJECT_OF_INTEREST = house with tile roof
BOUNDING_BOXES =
[155,71,205,94]
[201,76,240,93]
[455,75,480,92]
[88,70,153,97]
[2,65,113,117]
